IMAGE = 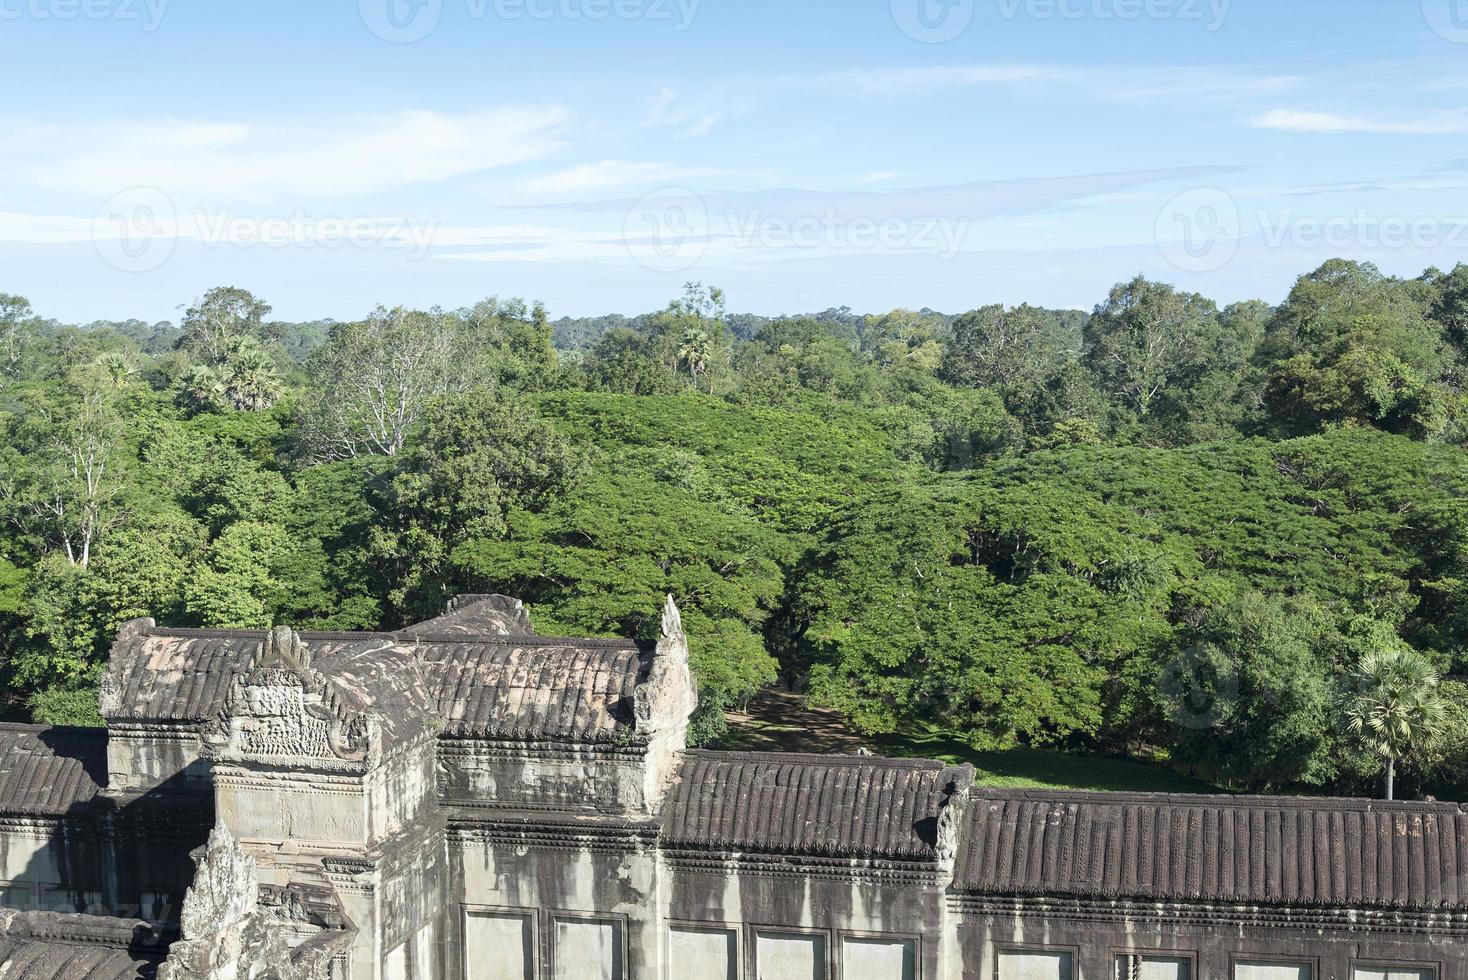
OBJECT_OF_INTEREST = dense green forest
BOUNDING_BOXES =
[3,260,1467,797]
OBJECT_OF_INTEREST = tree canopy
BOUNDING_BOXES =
[4,263,1468,797]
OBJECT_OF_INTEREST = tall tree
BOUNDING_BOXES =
[1342,647,1448,800]
[178,287,275,367]
[301,307,484,460]
[941,303,1070,393]
[1261,260,1454,439]
[0,293,32,386]
[1,379,125,568]
[1085,276,1223,422]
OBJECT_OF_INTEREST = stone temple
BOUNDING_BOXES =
[0,593,1463,979]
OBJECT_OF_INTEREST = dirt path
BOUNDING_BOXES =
[722,690,869,755]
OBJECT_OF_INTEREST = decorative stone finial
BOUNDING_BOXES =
[160,824,349,980]
[257,625,310,673]
[661,594,684,644]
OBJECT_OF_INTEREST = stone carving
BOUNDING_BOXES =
[660,593,683,642]
[634,595,698,734]
[204,627,374,771]
[159,825,350,980]
[934,770,972,873]
[258,625,311,672]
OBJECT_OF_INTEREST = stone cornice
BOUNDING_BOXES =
[944,893,1468,936]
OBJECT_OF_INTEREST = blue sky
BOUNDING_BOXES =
[2,0,1467,323]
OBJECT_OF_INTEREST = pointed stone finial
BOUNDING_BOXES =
[258,625,310,672]
[661,594,684,643]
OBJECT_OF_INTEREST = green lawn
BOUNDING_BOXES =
[719,692,1219,795]
[871,728,1220,794]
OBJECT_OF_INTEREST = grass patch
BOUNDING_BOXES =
[873,728,1219,794]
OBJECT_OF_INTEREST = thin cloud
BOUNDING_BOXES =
[525,160,747,194]
[796,64,1298,103]
[1252,109,1468,135]
[9,107,573,199]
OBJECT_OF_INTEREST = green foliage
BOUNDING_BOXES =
[28,680,105,728]
[371,391,584,622]
[3,273,1468,796]
[1342,646,1449,798]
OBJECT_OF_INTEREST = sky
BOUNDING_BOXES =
[2,0,1467,323]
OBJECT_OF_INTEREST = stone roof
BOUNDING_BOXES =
[0,724,106,816]
[0,910,166,979]
[662,751,973,861]
[404,594,536,636]
[421,637,648,741]
[955,788,1468,911]
[101,620,651,744]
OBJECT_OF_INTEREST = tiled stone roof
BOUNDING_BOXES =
[403,594,536,636]
[0,911,166,979]
[0,725,105,816]
[420,637,648,741]
[662,751,972,861]
[955,788,1468,911]
[101,622,650,743]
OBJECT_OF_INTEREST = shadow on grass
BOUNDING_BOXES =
[871,728,1219,794]
[718,690,1219,794]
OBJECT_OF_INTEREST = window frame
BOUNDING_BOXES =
[1110,946,1199,980]
[547,908,630,980]
[837,928,923,980]
[665,918,741,980]
[748,923,833,980]
[994,942,1082,980]
[1348,959,1442,980]
[460,902,539,980]
[1229,953,1320,980]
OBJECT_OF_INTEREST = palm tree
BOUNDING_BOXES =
[220,336,284,411]
[677,329,711,391]
[92,352,136,389]
[1342,648,1448,800]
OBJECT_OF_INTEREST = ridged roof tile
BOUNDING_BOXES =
[955,789,1468,911]
[662,751,971,860]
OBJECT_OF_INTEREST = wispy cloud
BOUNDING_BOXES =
[8,108,573,200]
[524,160,748,194]
[796,63,1299,104]
[1252,109,1468,135]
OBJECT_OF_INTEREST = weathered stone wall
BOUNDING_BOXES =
[105,724,211,796]
[437,741,656,816]
[951,902,1468,980]
[446,820,661,980]
[0,805,208,924]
